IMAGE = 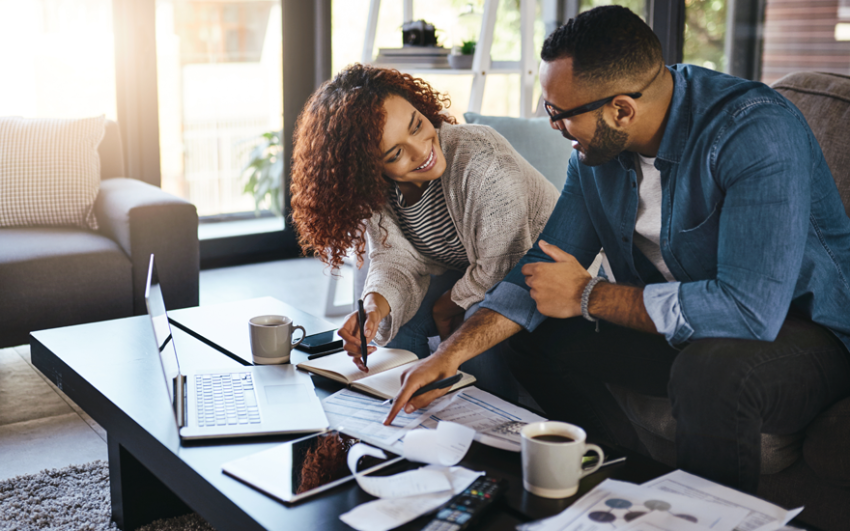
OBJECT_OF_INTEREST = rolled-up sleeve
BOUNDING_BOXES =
[643,282,693,345]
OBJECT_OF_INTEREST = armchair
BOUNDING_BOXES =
[0,120,199,348]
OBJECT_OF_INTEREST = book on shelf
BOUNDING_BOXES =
[378,46,450,56]
[296,347,475,400]
[374,55,450,67]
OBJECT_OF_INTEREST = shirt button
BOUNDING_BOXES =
[622,236,628,243]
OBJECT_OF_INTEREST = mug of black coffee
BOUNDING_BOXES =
[520,421,604,498]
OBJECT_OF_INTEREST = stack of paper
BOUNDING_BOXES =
[519,470,804,531]
[321,386,547,453]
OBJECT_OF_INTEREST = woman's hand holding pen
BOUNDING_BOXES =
[338,293,388,372]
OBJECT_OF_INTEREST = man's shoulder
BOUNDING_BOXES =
[674,64,794,120]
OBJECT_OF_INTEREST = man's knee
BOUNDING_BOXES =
[669,338,758,412]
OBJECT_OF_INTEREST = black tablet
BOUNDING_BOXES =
[222,430,402,503]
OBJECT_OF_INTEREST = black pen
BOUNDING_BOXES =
[411,373,462,398]
[357,299,368,369]
[385,373,464,405]
[306,347,345,360]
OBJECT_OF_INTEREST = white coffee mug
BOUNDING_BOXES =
[521,421,604,498]
[248,315,305,365]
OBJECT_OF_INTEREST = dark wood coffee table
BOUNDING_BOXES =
[28,299,686,531]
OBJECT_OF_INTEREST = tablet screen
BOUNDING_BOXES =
[285,430,401,501]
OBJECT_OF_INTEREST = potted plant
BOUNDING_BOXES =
[242,130,284,216]
[449,39,476,69]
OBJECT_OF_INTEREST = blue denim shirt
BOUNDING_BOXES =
[482,65,850,352]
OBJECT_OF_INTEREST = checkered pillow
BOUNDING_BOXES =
[0,115,106,230]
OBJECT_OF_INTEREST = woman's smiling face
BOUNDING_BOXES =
[379,95,446,186]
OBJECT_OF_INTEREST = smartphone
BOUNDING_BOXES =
[222,430,402,503]
[296,329,343,354]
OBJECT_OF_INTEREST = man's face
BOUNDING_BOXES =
[540,57,629,167]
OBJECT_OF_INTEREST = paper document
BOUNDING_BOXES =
[642,470,804,531]
[322,389,449,452]
[403,421,476,466]
[419,386,547,452]
[346,442,452,499]
[518,479,749,531]
[619,510,710,531]
[340,465,484,531]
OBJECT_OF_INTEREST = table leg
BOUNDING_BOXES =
[108,434,192,531]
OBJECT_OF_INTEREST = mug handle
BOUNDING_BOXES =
[579,444,605,478]
[291,325,306,347]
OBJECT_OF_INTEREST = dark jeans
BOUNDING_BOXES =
[507,314,850,493]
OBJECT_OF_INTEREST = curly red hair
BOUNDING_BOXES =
[290,63,456,269]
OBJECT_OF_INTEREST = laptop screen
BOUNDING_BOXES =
[144,254,183,417]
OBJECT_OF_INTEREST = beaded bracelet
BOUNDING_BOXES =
[581,276,607,329]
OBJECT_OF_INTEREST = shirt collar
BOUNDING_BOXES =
[614,65,689,170]
[654,66,689,164]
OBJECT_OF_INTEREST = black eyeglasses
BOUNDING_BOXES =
[544,92,643,122]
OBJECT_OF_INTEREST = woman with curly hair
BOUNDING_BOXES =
[290,64,559,398]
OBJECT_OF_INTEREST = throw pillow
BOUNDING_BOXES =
[463,112,572,192]
[0,115,106,230]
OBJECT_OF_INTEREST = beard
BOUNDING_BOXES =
[577,112,629,167]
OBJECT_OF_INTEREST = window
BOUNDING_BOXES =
[155,0,284,240]
[761,0,850,85]
[683,0,727,72]
[683,0,850,84]
[580,0,647,18]
[0,0,116,120]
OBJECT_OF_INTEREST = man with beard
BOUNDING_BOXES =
[385,5,850,493]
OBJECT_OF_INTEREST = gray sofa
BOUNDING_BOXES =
[0,120,200,348]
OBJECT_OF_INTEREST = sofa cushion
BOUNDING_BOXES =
[772,72,850,217]
[0,115,105,230]
[463,112,572,192]
[802,397,850,487]
[0,227,132,347]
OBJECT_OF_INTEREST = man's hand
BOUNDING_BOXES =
[431,290,465,341]
[522,240,591,319]
[384,355,458,425]
[383,308,522,425]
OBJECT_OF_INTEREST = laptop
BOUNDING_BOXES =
[144,254,329,440]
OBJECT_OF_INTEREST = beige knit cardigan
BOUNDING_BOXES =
[362,122,560,346]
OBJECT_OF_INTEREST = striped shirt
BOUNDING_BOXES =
[390,179,469,270]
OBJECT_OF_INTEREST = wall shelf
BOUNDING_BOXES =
[362,0,537,117]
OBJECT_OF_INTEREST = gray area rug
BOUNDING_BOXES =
[0,461,217,531]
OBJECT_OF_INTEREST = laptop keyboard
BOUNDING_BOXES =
[195,373,261,427]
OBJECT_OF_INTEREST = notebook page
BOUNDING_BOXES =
[297,348,417,384]
[355,367,477,400]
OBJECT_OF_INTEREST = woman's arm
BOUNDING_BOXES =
[362,210,448,345]
[448,131,560,310]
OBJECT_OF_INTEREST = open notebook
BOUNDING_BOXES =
[296,347,475,400]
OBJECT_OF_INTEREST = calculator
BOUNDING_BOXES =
[479,420,526,446]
